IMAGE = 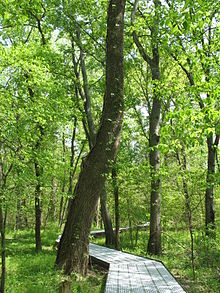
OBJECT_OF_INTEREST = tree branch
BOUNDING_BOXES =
[131,0,139,24]
[214,135,219,147]
[27,10,46,45]
[171,53,194,86]
[132,31,152,66]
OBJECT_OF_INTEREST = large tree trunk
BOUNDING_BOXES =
[55,0,125,275]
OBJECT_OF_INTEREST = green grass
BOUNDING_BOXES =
[93,229,220,293]
[4,225,106,293]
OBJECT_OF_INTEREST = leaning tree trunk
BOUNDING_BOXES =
[55,0,125,275]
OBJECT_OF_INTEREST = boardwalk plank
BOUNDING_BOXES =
[89,243,186,293]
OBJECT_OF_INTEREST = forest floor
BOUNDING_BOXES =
[3,224,219,292]
[93,228,220,293]
[4,225,106,293]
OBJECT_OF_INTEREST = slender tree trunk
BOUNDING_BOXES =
[177,150,195,279]
[34,131,43,252]
[55,0,125,274]
[59,132,66,226]
[205,134,219,237]
[112,165,120,250]
[79,46,96,148]
[15,169,25,230]
[147,3,162,255]
[60,141,85,228]
[35,161,42,252]
[69,119,77,196]
[0,207,6,293]
[0,143,12,293]
[16,200,28,229]
[95,198,100,228]
[25,16,46,251]
[27,87,44,251]
[16,199,22,230]
[147,95,162,255]
[100,188,115,246]
[65,120,78,213]
[101,194,115,244]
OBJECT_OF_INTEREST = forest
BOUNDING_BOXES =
[0,0,219,292]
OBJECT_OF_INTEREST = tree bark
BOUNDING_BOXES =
[55,0,125,275]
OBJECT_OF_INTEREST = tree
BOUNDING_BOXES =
[71,29,115,245]
[55,0,125,275]
[132,0,162,255]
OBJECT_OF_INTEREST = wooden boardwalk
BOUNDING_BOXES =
[90,223,149,238]
[89,243,186,292]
